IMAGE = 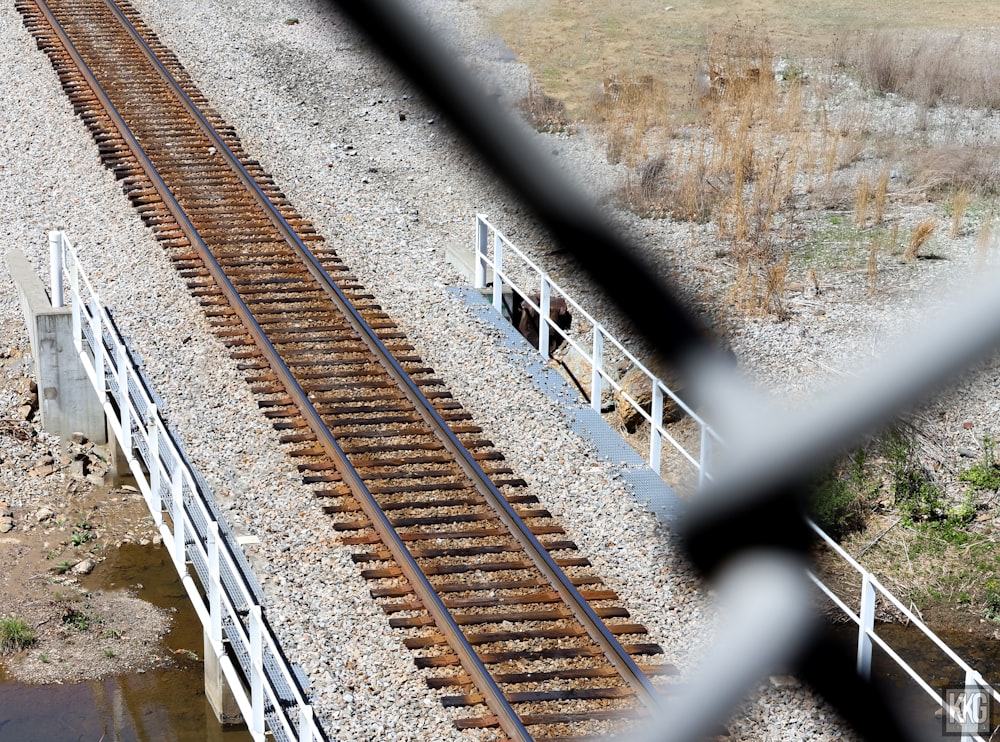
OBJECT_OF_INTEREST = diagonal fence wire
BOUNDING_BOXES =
[324,1,992,739]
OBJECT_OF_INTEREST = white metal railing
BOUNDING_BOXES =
[809,520,999,741]
[474,215,998,740]
[51,232,323,742]
[475,214,721,489]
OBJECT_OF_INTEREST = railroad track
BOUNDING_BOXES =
[18,0,677,738]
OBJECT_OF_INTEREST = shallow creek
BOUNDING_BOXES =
[0,544,253,742]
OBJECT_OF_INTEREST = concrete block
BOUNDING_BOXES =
[204,633,244,726]
[6,249,107,443]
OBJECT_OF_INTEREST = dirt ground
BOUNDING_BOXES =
[0,346,177,684]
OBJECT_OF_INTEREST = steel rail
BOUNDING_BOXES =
[97,0,663,715]
[32,0,526,737]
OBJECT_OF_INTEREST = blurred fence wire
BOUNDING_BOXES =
[327,2,1000,739]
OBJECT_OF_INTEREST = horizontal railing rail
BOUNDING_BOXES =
[474,215,997,741]
[54,231,325,742]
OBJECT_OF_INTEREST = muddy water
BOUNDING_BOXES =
[0,544,253,742]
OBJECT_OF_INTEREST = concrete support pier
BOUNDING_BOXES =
[6,248,107,444]
[203,634,244,726]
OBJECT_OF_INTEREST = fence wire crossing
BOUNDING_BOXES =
[329,1,1000,740]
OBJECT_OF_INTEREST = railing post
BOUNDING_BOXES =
[90,297,107,405]
[539,278,551,360]
[650,383,663,473]
[250,605,265,737]
[208,520,222,646]
[299,704,314,742]
[857,572,875,680]
[961,669,986,742]
[699,425,713,489]
[147,404,162,526]
[591,327,603,412]
[49,231,64,309]
[474,216,488,289]
[117,343,131,457]
[171,471,185,573]
[492,231,504,314]
[70,253,82,353]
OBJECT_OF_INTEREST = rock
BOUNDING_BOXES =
[35,507,55,523]
[69,458,87,480]
[70,558,95,575]
[0,517,14,533]
[769,674,801,689]
[615,365,686,433]
[69,432,88,446]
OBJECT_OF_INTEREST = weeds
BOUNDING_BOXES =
[70,520,94,547]
[883,426,944,522]
[958,436,1000,490]
[0,616,36,654]
[808,448,873,539]
[62,606,101,632]
[986,580,1000,622]
[53,561,73,575]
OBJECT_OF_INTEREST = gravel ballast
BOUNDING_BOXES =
[8,0,975,739]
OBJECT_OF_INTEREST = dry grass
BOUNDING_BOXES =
[593,73,670,165]
[587,20,1000,319]
[903,218,937,261]
[977,219,995,270]
[872,169,890,224]
[854,174,871,228]
[867,239,879,296]
[950,189,972,237]
[854,30,1000,109]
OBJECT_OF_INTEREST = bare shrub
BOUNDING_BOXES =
[861,31,907,94]
[620,156,672,218]
[619,154,725,221]
[516,81,572,134]
[911,146,1000,196]
[592,73,670,166]
[854,30,1000,110]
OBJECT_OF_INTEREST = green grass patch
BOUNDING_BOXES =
[0,617,36,655]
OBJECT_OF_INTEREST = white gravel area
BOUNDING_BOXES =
[6,0,963,739]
